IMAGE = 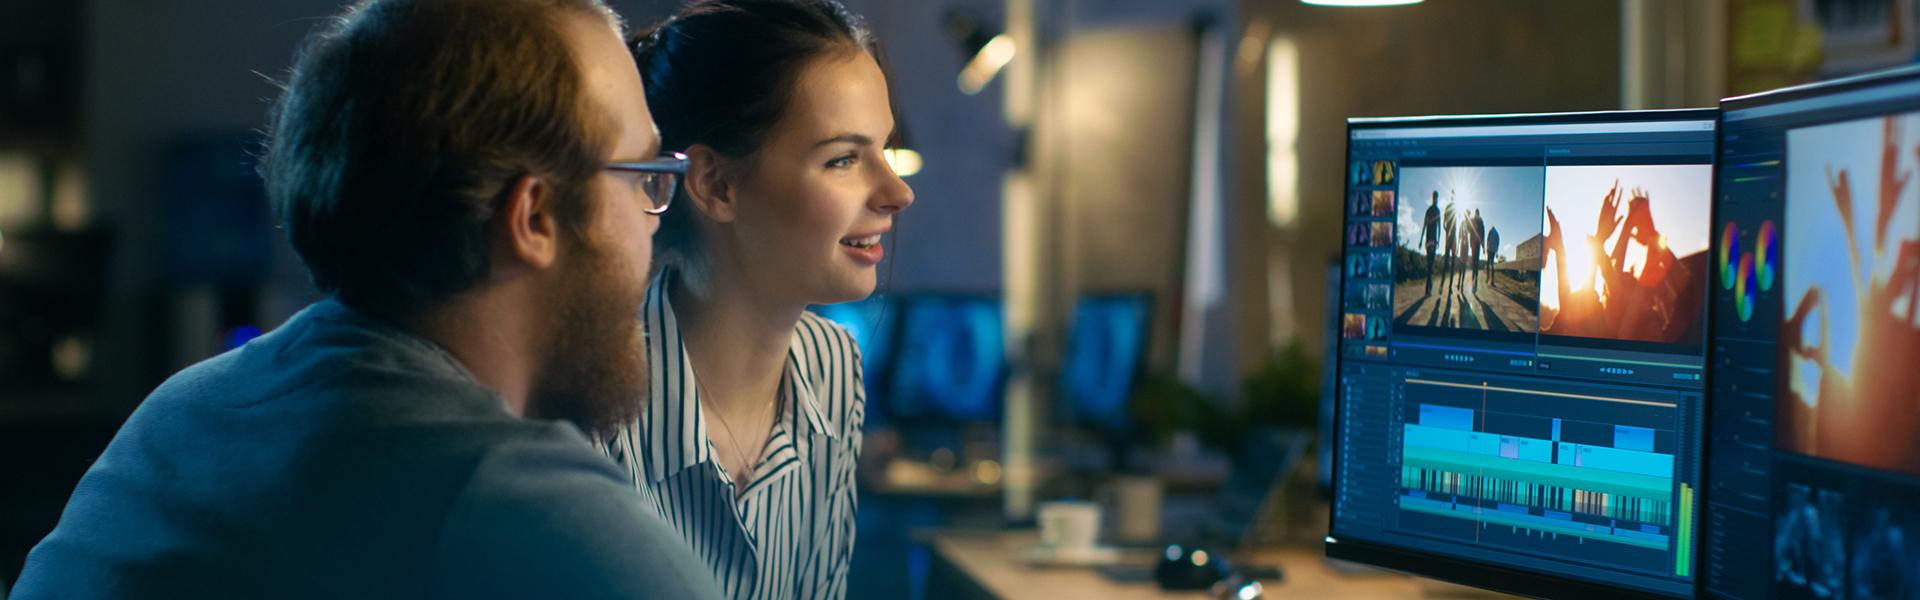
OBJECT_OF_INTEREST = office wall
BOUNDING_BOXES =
[1239,0,1625,372]
[1043,26,1200,373]
[1030,0,1237,388]
[85,0,344,404]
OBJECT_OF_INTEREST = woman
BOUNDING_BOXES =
[602,1,914,599]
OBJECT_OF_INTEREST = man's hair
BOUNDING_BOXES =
[264,0,622,320]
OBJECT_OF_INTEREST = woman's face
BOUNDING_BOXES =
[720,50,914,306]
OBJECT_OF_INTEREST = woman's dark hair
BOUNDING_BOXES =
[263,0,621,321]
[630,0,884,287]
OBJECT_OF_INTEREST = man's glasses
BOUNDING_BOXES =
[604,152,688,215]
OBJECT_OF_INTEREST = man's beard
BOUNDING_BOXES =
[528,235,648,438]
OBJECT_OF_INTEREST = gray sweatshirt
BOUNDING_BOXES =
[13,299,722,599]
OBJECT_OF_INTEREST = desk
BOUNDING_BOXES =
[922,530,1514,600]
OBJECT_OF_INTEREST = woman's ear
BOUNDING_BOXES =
[682,144,739,224]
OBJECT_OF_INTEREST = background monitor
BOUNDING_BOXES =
[1328,109,1717,599]
[1197,428,1310,546]
[885,294,1005,423]
[1313,259,1344,496]
[808,295,899,430]
[1057,292,1152,434]
[1703,65,1920,600]
[1320,261,1343,495]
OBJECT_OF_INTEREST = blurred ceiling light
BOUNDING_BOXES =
[0,153,42,227]
[945,7,1012,95]
[1301,0,1422,6]
[53,335,91,381]
[884,148,924,177]
[1265,36,1299,229]
[958,34,1016,95]
[52,161,89,231]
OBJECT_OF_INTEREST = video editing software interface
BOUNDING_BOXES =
[1705,69,1920,600]
[1331,112,1716,597]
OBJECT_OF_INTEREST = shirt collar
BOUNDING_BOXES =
[781,326,837,442]
[640,269,837,483]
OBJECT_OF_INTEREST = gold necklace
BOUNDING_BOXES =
[694,372,776,487]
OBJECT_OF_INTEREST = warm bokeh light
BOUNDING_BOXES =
[1265,36,1299,228]
[958,34,1016,95]
[883,148,923,177]
[971,459,1003,485]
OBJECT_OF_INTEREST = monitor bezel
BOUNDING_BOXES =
[1720,63,1920,113]
[1326,107,1719,600]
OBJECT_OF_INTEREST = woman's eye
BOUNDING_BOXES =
[826,154,857,169]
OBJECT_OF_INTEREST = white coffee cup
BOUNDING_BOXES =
[1038,501,1102,551]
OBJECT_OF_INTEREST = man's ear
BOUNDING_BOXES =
[491,173,561,277]
[681,144,739,223]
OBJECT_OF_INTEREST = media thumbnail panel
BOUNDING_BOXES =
[1766,457,1920,600]
[1342,157,1401,359]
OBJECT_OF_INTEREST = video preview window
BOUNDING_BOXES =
[1539,165,1713,346]
[1393,167,1544,336]
[1779,114,1920,475]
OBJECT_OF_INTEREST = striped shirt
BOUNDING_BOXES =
[602,269,865,600]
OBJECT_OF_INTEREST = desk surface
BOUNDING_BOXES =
[925,530,1514,600]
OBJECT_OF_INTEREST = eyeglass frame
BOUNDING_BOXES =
[602,152,688,215]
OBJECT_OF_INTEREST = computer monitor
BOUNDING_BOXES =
[807,295,898,429]
[1058,292,1152,433]
[1319,261,1343,495]
[884,294,1005,423]
[1327,109,1717,598]
[1703,65,1920,600]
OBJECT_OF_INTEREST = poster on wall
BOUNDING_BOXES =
[1730,0,1920,95]
[1812,0,1916,73]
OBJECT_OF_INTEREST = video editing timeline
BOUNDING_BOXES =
[1705,67,1920,600]
[1330,112,1715,598]
[1399,379,1688,558]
